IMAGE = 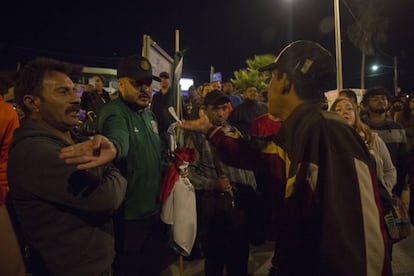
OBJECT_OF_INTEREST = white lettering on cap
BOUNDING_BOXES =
[300,59,314,74]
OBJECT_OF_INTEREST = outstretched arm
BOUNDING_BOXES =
[59,135,117,170]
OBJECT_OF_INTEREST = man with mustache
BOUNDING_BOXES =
[94,55,168,276]
[7,57,127,276]
[361,87,408,197]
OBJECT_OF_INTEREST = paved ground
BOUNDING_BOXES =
[162,241,274,276]
[163,226,414,276]
[392,225,414,276]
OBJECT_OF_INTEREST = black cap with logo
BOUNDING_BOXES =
[117,55,160,82]
[259,40,336,97]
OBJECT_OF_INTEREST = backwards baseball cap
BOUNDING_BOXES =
[203,90,230,106]
[259,40,336,98]
[117,55,160,82]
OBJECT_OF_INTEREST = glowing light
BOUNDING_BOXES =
[180,78,194,91]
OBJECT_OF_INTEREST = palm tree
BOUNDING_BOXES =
[232,54,275,93]
[347,0,389,90]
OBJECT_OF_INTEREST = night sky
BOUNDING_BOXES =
[1,0,412,92]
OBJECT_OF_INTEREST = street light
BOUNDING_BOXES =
[370,56,399,96]
[371,64,379,71]
[371,64,392,71]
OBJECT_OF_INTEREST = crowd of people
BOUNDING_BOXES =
[0,39,413,276]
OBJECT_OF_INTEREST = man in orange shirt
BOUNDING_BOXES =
[0,78,19,204]
[0,76,25,276]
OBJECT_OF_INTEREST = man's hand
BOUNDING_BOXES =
[180,109,213,134]
[214,175,232,192]
[59,135,117,170]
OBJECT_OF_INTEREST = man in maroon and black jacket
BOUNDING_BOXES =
[181,40,392,276]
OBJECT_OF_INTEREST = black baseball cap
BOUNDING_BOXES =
[259,40,336,96]
[159,71,170,79]
[203,90,230,106]
[117,55,160,82]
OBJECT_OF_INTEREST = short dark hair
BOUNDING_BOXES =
[275,70,328,102]
[245,84,256,89]
[362,86,391,105]
[14,57,72,115]
[223,80,234,88]
[93,74,105,85]
[159,71,170,79]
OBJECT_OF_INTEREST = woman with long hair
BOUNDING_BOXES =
[330,97,396,196]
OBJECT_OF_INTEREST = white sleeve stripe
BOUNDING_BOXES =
[354,158,385,276]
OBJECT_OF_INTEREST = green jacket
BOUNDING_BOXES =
[98,98,162,220]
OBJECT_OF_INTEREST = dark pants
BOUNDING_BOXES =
[203,226,249,276]
[113,213,170,276]
[410,185,414,225]
[198,191,250,276]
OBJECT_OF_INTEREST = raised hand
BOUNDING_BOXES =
[59,135,117,170]
[180,109,213,134]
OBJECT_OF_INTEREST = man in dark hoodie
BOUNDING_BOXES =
[7,57,127,276]
[228,85,268,139]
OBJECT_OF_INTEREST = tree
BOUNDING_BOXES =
[347,0,389,90]
[231,54,275,93]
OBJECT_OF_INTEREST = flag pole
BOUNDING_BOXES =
[175,30,181,119]
[174,29,184,148]
[175,31,185,276]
